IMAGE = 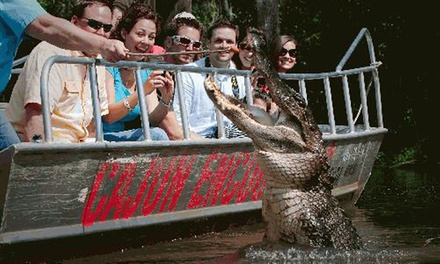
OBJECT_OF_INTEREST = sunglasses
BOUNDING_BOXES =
[81,17,112,33]
[279,48,298,57]
[239,43,254,52]
[171,35,202,49]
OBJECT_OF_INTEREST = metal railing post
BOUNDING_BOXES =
[342,75,355,133]
[40,57,54,142]
[174,71,191,140]
[88,64,103,141]
[358,72,370,130]
[323,77,336,135]
[135,68,151,140]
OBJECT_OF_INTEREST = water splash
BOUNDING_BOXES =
[243,244,416,264]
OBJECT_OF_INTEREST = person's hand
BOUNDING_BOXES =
[100,39,128,62]
[143,70,172,96]
[158,71,175,104]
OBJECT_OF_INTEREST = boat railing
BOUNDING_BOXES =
[33,28,386,143]
[10,55,28,75]
[336,27,378,72]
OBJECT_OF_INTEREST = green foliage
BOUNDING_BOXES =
[374,151,387,167]
[192,0,222,30]
[392,147,419,166]
[376,145,422,168]
[37,0,75,19]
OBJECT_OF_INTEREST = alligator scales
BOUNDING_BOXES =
[204,29,361,249]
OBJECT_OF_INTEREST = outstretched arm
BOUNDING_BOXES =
[25,14,127,62]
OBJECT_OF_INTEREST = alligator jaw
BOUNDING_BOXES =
[203,29,362,249]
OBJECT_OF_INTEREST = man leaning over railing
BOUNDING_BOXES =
[5,0,115,144]
[0,0,128,150]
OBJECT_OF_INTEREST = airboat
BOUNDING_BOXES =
[0,28,386,245]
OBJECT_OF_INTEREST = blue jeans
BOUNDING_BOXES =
[0,111,20,151]
[104,127,169,142]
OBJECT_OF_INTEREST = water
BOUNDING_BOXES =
[3,165,440,263]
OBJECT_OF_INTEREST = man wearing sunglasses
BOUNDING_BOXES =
[155,13,206,140]
[163,12,203,65]
[80,17,113,33]
[172,19,247,138]
[5,0,114,144]
[0,0,129,150]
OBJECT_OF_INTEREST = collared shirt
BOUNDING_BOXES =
[172,57,246,137]
[0,0,46,94]
[5,41,109,143]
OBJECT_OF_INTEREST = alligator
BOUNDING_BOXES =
[203,28,362,249]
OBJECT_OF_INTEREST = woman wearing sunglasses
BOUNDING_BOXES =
[102,3,174,141]
[274,35,299,73]
[251,34,299,117]
[234,40,255,71]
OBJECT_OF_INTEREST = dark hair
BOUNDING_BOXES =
[111,2,162,41]
[232,53,244,70]
[206,19,239,41]
[164,17,203,38]
[72,0,112,18]
[231,32,250,70]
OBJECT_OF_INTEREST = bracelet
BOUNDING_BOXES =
[159,96,171,108]
[123,97,134,112]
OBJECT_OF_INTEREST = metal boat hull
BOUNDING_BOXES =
[0,126,385,245]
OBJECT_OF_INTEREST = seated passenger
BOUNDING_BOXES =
[6,0,113,143]
[102,3,172,141]
[252,34,299,118]
[172,19,247,139]
[233,33,255,72]
[159,12,205,140]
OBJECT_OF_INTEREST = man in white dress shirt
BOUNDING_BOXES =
[173,19,246,138]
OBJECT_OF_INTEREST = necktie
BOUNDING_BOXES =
[231,75,239,98]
